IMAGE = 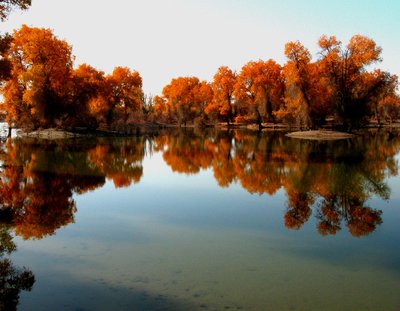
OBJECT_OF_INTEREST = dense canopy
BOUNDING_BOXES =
[0,25,398,131]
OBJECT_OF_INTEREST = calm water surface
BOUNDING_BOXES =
[1,129,400,311]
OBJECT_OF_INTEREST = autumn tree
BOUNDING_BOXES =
[0,25,144,131]
[318,34,396,130]
[152,95,170,123]
[378,95,400,124]
[374,73,400,124]
[205,66,236,125]
[278,42,312,126]
[105,66,143,126]
[0,0,31,125]
[1,25,74,129]
[194,80,213,126]
[275,42,319,128]
[84,66,144,129]
[69,64,106,127]
[234,60,284,128]
[161,77,212,126]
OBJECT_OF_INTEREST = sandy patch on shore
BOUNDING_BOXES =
[20,128,83,139]
[286,130,355,140]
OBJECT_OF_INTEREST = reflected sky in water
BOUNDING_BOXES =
[1,129,400,311]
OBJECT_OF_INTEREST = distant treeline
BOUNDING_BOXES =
[0,12,399,131]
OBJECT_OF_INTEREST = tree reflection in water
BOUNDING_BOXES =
[0,136,147,308]
[0,129,398,242]
[0,222,35,311]
[0,129,398,308]
[154,129,399,237]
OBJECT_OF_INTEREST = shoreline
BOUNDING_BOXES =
[5,122,400,140]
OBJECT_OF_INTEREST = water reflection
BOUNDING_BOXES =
[0,221,35,311]
[154,129,399,237]
[0,129,399,241]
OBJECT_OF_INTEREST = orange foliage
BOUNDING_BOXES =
[378,95,400,123]
[0,28,397,130]
[2,25,73,128]
[69,64,106,127]
[87,140,144,188]
[234,60,284,125]
[162,132,213,174]
[347,203,383,237]
[317,34,390,129]
[275,42,314,128]
[0,136,148,239]
[0,130,398,239]
[0,25,144,131]
[205,66,236,124]
[160,77,212,126]
[154,129,399,236]
[106,66,143,125]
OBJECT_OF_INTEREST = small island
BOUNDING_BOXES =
[286,130,355,140]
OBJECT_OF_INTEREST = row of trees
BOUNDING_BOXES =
[1,25,144,131]
[0,0,144,131]
[1,24,399,131]
[1,129,399,238]
[153,36,399,130]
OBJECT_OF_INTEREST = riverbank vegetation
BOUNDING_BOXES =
[0,2,399,134]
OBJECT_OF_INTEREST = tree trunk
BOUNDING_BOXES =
[256,110,262,131]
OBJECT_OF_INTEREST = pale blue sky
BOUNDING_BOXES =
[2,0,399,95]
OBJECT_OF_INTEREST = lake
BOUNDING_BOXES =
[1,128,400,311]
